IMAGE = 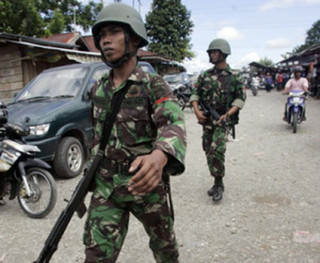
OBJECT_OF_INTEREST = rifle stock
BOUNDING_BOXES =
[33,151,103,263]
[198,98,235,139]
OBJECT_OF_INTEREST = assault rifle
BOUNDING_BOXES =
[198,98,235,139]
[33,151,102,263]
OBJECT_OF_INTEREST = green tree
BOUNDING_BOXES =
[305,19,320,46]
[0,0,44,36]
[36,0,103,33]
[77,1,104,32]
[145,0,194,62]
[292,19,320,54]
[0,0,102,36]
[259,57,274,67]
[48,9,65,34]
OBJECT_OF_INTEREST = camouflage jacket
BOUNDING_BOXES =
[190,64,246,126]
[91,65,186,175]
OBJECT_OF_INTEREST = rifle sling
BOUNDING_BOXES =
[76,81,131,217]
[99,82,131,154]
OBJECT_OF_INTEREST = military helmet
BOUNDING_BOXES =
[207,38,231,55]
[92,3,148,50]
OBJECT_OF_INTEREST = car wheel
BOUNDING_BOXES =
[53,136,84,179]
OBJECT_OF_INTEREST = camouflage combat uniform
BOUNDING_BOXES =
[83,65,186,263]
[190,65,245,179]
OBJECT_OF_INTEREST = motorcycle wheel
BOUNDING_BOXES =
[292,112,298,133]
[17,168,57,218]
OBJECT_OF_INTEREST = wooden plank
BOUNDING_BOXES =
[0,66,22,78]
[0,61,21,68]
[0,45,21,61]
[0,81,23,92]
[0,44,20,54]
[0,74,23,84]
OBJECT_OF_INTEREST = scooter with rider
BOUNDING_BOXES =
[282,65,309,133]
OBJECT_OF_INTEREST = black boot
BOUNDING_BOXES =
[207,178,224,201]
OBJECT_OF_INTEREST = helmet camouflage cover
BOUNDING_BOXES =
[92,3,148,50]
[207,38,231,55]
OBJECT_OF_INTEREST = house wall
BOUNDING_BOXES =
[0,44,23,101]
[0,43,79,102]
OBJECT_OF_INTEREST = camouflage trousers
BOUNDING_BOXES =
[202,126,228,178]
[83,172,179,263]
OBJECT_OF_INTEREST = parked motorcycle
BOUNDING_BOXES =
[0,102,57,218]
[284,91,307,133]
[164,72,193,111]
[172,83,192,110]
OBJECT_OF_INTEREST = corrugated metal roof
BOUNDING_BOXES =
[43,32,80,45]
[83,35,99,53]
[0,34,101,63]
[0,32,75,49]
[0,32,180,66]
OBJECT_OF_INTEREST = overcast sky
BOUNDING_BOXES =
[81,0,320,73]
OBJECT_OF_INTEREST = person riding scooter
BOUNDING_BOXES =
[251,73,260,95]
[282,65,309,121]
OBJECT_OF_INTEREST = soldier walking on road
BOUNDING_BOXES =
[190,38,246,202]
[84,3,186,262]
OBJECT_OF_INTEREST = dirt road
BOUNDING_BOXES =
[1,90,320,263]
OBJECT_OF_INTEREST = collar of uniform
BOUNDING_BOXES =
[126,64,146,83]
[101,64,145,92]
[209,64,232,75]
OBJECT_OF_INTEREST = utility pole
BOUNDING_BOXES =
[137,0,141,14]
[73,7,76,27]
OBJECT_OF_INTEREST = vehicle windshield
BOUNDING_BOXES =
[164,74,181,84]
[16,67,87,102]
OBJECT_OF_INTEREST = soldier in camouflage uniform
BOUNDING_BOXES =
[190,38,246,202]
[83,3,186,263]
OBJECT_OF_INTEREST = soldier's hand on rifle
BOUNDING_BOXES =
[195,109,207,124]
[128,149,168,195]
[217,113,228,126]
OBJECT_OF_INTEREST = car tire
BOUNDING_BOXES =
[53,136,84,179]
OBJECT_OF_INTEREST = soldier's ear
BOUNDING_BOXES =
[130,34,142,49]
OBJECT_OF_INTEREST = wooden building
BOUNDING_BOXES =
[0,32,184,101]
[0,32,100,100]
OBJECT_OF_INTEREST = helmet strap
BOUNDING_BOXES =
[102,29,136,68]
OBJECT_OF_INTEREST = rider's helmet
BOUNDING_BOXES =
[207,38,231,56]
[293,65,303,73]
[92,3,148,68]
[0,101,8,124]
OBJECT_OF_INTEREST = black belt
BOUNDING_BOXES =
[100,158,133,175]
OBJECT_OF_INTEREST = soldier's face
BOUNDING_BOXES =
[208,50,224,64]
[98,24,126,62]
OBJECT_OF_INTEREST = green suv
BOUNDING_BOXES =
[7,61,156,178]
